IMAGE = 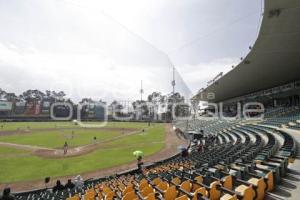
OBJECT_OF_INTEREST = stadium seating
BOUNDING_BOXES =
[262,106,300,129]
[13,116,297,200]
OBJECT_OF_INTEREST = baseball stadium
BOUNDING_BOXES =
[0,0,300,200]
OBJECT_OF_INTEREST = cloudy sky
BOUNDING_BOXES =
[0,0,263,102]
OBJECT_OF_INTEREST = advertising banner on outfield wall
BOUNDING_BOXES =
[95,106,105,120]
[14,102,26,114]
[25,102,41,115]
[88,104,96,118]
[0,101,13,111]
[41,101,51,114]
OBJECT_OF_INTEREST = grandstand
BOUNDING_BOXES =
[11,119,297,200]
[1,0,300,200]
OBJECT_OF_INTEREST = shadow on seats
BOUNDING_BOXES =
[284,174,300,182]
[270,187,292,198]
[265,194,285,200]
[287,169,300,176]
[279,179,297,190]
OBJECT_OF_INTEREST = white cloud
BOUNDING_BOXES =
[0,0,260,102]
[177,57,241,94]
[0,42,178,102]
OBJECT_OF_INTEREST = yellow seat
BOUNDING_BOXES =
[175,195,189,200]
[145,193,156,200]
[118,184,126,190]
[102,186,113,194]
[192,187,209,200]
[105,191,116,200]
[157,181,169,191]
[153,177,162,186]
[180,180,192,193]
[172,177,181,185]
[220,194,238,200]
[265,171,274,191]
[192,175,204,191]
[235,184,255,200]
[164,185,178,200]
[248,177,266,200]
[84,189,95,200]
[122,191,138,200]
[83,194,94,200]
[195,176,203,184]
[222,175,233,190]
[66,196,79,200]
[139,182,149,191]
[209,181,221,200]
[141,186,154,198]
[122,185,133,195]
[140,178,148,185]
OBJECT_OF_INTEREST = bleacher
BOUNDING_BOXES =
[12,117,297,200]
[262,106,300,130]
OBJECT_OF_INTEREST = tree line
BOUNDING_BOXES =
[0,88,190,120]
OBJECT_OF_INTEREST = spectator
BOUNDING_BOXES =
[213,135,217,145]
[175,128,183,139]
[65,179,75,190]
[181,148,189,157]
[63,141,68,155]
[197,143,203,153]
[137,156,144,173]
[74,175,84,190]
[0,188,14,200]
[53,180,65,192]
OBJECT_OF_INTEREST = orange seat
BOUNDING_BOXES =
[145,193,156,200]
[158,181,169,191]
[164,185,178,200]
[141,185,154,198]
[122,185,133,195]
[153,177,162,186]
[171,177,181,185]
[175,195,189,200]
[192,187,209,200]
[180,180,192,193]
[66,196,80,200]
[122,191,138,200]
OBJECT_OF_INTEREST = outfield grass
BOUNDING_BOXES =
[0,121,75,131]
[0,129,122,148]
[0,121,149,131]
[0,123,165,183]
[0,146,28,154]
[0,121,150,148]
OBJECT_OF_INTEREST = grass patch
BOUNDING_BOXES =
[0,123,165,183]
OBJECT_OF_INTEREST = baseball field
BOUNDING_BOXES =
[0,121,167,184]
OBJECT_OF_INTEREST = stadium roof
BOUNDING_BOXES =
[194,0,300,103]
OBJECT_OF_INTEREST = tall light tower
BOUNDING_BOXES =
[171,66,176,95]
[140,80,144,101]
